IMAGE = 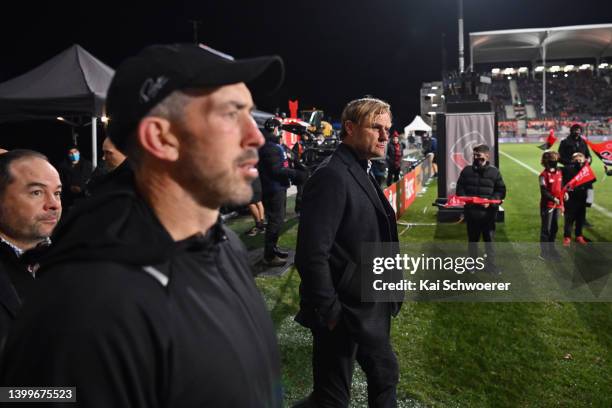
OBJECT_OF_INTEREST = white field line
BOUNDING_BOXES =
[500,150,612,219]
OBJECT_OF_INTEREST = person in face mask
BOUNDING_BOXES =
[57,146,93,209]
[562,153,594,246]
[455,144,506,271]
[538,151,563,260]
[558,124,591,167]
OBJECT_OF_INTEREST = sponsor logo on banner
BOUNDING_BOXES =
[449,131,488,171]
[404,172,416,209]
[384,184,397,214]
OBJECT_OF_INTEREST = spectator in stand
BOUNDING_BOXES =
[58,146,93,208]
[562,153,594,246]
[0,150,62,350]
[258,118,307,266]
[538,151,563,260]
[385,131,404,186]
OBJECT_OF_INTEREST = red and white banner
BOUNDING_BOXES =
[563,163,597,192]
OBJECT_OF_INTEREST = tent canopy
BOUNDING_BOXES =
[470,23,612,66]
[404,115,432,133]
[0,44,114,122]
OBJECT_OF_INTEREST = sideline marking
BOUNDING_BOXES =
[500,150,612,219]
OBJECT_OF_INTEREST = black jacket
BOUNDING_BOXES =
[455,163,506,206]
[558,136,591,167]
[0,242,34,351]
[295,143,401,343]
[58,159,94,206]
[0,171,282,408]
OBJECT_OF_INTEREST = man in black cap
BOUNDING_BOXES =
[1,44,284,407]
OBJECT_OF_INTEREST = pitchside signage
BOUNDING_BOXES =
[445,112,496,195]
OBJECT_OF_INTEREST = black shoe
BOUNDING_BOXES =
[273,246,289,258]
[263,255,287,267]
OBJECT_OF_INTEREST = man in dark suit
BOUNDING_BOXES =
[0,150,62,350]
[295,97,401,407]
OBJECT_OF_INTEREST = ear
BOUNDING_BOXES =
[136,117,180,162]
[344,120,356,139]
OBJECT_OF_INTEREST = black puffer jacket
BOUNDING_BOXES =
[456,163,506,204]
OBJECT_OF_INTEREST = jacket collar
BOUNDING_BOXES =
[334,143,387,216]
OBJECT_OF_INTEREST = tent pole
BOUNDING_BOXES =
[91,116,98,168]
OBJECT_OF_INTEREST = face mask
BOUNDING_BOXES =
[473,158,485,167]
[69,153,80,162]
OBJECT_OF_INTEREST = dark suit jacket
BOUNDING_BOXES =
[295,143,401,341]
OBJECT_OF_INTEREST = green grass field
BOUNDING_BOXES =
[228,144,612,407]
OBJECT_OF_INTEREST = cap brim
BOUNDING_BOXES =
[193,55,285,96]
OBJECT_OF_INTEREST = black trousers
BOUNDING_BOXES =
[295,184,304,213]
[540,207,559,242]
[386,167,400,186]
[564,201,586,238]
[465,207,497,262]
[263,189,286,258]
[310,311,398,408]
[540,207,559,255]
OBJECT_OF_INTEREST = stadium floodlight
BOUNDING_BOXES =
[101,115,109,124]
[535,66,545,72]
[579,64,591,70]
[564,65,574,72]
[507,76,512,80]
[491,68,501,74]
[518,67,528,72]
[502,68,515,75]
[431,86,438,90]
[431,103,438,107]
[599,63,609,69]
[564,73,569,77]
[550,65,561,72]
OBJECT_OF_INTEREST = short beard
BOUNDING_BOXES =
[174,129,257,209]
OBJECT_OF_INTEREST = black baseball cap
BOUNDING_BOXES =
[106,43,284,151]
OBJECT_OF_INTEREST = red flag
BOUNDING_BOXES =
[444,195,502,208]
[563,163,596,192]
[585,140,612,166]
[546,129,557,147]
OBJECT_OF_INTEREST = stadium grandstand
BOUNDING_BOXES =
[470,24,612,138]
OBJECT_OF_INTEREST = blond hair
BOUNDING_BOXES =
[339,97,391,140]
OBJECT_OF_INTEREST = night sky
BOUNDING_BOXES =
[1,0,611,163]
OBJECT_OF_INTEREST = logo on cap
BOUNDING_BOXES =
[139,76,169,103]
